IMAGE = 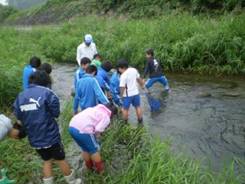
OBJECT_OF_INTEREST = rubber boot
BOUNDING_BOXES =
[64,170,82,184]
[43,177,53,184]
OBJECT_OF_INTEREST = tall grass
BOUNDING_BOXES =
[1,13,245,109]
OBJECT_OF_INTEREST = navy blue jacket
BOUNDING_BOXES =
[13,84,61,148]
[144,58,163,78]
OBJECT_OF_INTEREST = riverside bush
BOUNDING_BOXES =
[1,13,245,109]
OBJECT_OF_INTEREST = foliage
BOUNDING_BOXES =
[0,4,17,23]
[7,0,47,10]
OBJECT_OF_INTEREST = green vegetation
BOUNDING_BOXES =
[1,13,245,109]
[1,102,244,184]
[8,0,47,10]
[0,4,17,23]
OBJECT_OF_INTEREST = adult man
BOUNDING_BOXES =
[76,34,97,66]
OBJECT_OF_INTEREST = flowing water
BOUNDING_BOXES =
[51,64,245,174]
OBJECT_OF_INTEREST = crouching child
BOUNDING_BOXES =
[69,104,117,174]
[13,71,81,184]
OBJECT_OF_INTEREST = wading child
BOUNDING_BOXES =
[40,63,52,88]
[74,57,91,92]
[73,65,109,114]
[144,48,170,92]
[69,104,117,174]
[117,59,145,124]
[96,61,112,92]
[109,70,122,107]
[22,56,41,90]
[13,71,81,184]
[91,54,102,68]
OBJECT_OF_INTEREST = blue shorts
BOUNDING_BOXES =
[122,94,141,109]
[69,127,100,154]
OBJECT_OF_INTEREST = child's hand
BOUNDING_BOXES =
[8,128,20,139]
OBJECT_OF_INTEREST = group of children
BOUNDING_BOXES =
[0,38,170,183]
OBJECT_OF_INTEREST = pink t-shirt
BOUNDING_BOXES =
[69,104,111,134]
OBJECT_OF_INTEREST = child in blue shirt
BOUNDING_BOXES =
[22,56,41,90]
[73,65,109,114]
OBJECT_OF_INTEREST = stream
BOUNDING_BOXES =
[51,64,245,174]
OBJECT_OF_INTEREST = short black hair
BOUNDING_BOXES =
[80,57,91,65]
[86,64,97,75]
[29,70,52,87]
[146,48,154,57]
[117,59,128,69]
[29,56,41,68]
[101,61,112,72]
[93,53,101,59]
[105,103,118,117]
[40,63,52,74]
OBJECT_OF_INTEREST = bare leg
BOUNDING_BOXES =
[122,108,129,123]
[43,160,53,178]
[55,160,71,176]
[91,152,104,174]
[82,151,93,169]
[135,106,143,123]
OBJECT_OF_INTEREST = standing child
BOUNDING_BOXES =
[96,61,112,92]
[40,63,52,89]
[13,71,81,184]
[22,56,41,90]
[73,65,109,114]
[109,70,122,107]
[69,104,117,174]
[144,48,170,92]
[91,54,102,68]
[74,57,91,92]
[117,59,145,124]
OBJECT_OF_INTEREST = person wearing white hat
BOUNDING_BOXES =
[76,34,98,66]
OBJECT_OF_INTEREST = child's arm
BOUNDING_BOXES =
[47,92,60,118]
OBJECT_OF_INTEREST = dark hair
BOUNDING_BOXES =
[117,59,128,69]
[86,65,97,75]
[40,63,52,74]
[93,53,101,60]
[105,103,118,118]
[29,56,41,68]
[146,48,154,57]
[80,57,91,65]
[29,70,52,87]
[101,61,112,72]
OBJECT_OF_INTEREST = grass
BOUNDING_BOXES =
[0,101,244,184]
[1,13,245,111]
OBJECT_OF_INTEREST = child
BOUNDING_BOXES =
[40,63,52,89]
[22,56,41,90]
[91,54,102,68]
[73,65,109,114]
[117,59,145,124]
[69,103,117,174]
[96,61,112,92]
[144,48,170,92]
[73,57,91,93]
[13,71,81,184]
[0,114,16,140]
[109,70,122,107]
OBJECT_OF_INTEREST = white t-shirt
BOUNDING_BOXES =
[120,67,140,97]
[76,42,97,65]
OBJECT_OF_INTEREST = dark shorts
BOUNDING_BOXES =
[36,143,65,161]
[122,94,141,109]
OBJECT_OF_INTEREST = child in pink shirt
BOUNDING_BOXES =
[69,104,117,174]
